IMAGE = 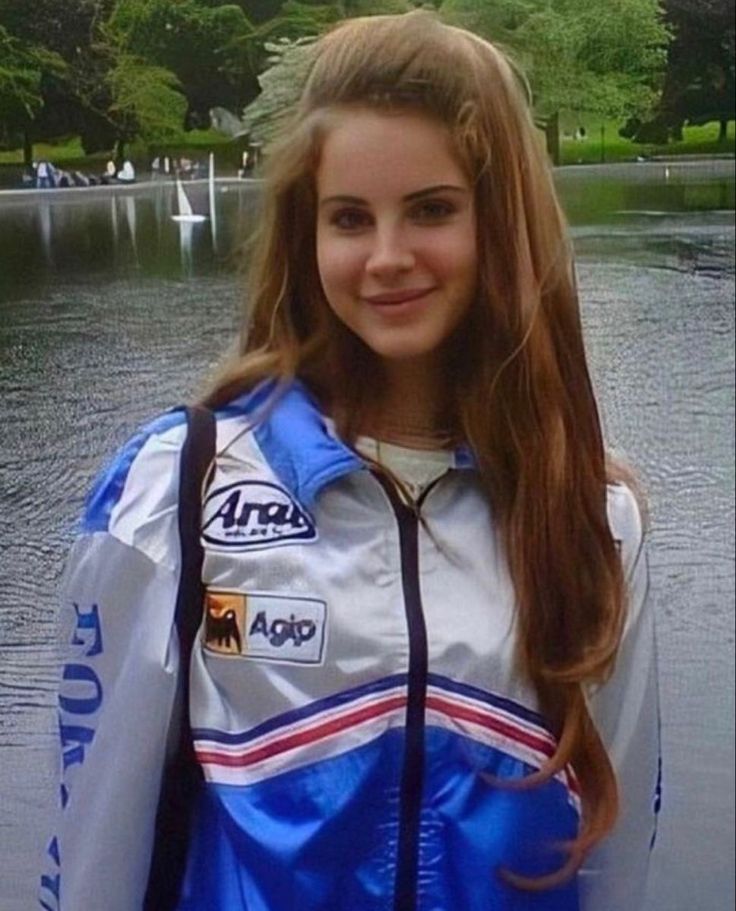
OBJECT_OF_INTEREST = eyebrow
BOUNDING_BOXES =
[319,184,470,207]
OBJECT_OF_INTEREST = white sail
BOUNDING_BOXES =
[176,177,194,217]
[172,175,207,223]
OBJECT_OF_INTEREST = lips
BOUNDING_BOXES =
[362,287,436,305]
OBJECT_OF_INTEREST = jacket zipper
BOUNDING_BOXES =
[373,472,447,911]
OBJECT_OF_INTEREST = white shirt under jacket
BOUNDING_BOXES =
[39,379,661,911]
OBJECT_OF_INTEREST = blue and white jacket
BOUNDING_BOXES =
[40,381,661,911]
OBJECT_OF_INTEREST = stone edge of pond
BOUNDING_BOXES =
[0,158,733,204]
[0,177,261,205]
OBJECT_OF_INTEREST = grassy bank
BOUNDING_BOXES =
[560,119,734,165]
[1,121,733,173]
[0,129,243,172]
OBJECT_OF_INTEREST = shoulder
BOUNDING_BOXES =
[82,409,189,546]
[82,403,264,550]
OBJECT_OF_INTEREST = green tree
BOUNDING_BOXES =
[238,36,318,143]
[105,53,188,149]
[240,2,335,66]
[342,0,413,13]
[658,0,735,140]
[0,0,102,159]
[108,0,260,128]
[228,0,421,143]
[281,0,342,24]
[439,0,668,120]
[0,27,55,146]
[231,0,286,23]
[0,0,113,61]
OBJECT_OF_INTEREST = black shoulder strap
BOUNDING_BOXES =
[144,404,216,911]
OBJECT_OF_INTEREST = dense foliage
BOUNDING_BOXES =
[0,0,732,161]
[660,0,734,138]
[440,0,669,119]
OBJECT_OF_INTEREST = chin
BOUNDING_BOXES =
[367,341,439,362]
[358,328,445,362]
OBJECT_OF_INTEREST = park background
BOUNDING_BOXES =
[1,2,734,911]
[1,0,734,175]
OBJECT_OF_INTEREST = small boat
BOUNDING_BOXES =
[171,176,207,223]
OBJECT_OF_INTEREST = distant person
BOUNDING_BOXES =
[101,159,117,185]
[238,148,250,178]
[117,159,136,184]
[22,164,36,188]
[36,160,53,189]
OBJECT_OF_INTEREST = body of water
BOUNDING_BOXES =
[0,161,734,910]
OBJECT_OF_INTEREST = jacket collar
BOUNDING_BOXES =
[223,379,476,508]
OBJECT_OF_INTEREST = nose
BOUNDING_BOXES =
[365,222,415,279]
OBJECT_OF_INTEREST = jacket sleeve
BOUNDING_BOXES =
[39,414,188,911]
[579,484,662,911]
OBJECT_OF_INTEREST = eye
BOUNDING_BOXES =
[412,199,456,221]
[329,208,372,231]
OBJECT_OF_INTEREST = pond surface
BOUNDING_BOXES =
[0,161,734,910]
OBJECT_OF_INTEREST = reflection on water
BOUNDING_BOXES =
[37,202,52,267]
[178,219,195,275]
[0,161,734,911]
[1,164,732,301]
[210,194,220,255]
[123,194,138,263]
[0,178,259,300]
[556,160,735,221]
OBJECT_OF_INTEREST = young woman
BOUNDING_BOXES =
[40,11,660,911]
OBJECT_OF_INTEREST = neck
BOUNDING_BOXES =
[363,356,454,449]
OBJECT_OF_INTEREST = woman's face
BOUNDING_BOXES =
[315,108,477,366]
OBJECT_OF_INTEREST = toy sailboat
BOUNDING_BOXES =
[171,176,207,223]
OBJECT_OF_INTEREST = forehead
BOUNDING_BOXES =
[316,107,468,198]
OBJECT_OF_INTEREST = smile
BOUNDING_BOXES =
[362,287,436,306]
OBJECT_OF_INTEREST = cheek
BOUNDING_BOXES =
[433,230,477,289]
[316,234,362,300]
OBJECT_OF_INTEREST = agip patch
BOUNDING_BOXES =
[204,591,327,665]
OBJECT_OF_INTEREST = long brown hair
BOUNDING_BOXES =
[203,10,637,888]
